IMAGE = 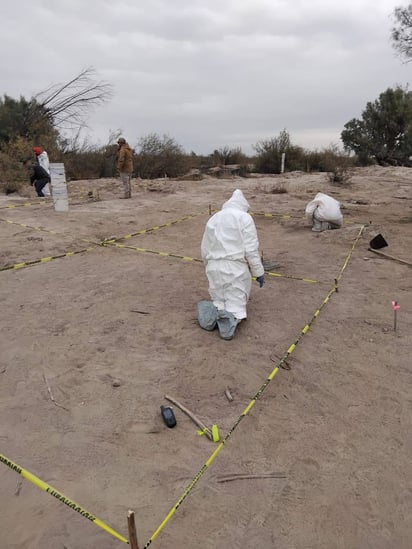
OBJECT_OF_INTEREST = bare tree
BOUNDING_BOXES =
[34,67,113,129]
[392,3,412,61]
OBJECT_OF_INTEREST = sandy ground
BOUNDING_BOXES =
[0,166,411,549]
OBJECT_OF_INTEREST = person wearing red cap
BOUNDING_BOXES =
[33,146,51,196]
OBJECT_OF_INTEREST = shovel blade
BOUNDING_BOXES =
[369,234,388,250]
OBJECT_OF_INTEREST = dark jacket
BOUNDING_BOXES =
[30,164,51,184]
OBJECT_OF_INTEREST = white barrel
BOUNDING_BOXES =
[50,163,69,212]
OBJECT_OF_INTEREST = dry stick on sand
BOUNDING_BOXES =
[225,387,233,402]
[14,479,23,496]
[164,394,213,440]
[217,472,287,483]
[42,372,69,411]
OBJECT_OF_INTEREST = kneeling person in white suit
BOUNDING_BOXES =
[199,189,265,340]
[305,192,343,232]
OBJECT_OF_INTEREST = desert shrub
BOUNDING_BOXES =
[0,147,29,194]
[319,145,355,184]
[237,164,252,177]
[135,133,189,178]
[0,178,26,195]
[210,146,248,165]
[327,165,351,184]
[63,150,109,180]
[300,145,356,182]
[303,150,324,171]
[254,129,308,173]
[283,145,307,171]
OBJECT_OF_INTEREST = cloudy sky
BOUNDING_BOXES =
[2,0,411,154]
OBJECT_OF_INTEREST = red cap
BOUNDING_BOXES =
[33,147,42,155]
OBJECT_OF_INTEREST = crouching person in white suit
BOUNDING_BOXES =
[305,192,343,232]
[199,189,265,340]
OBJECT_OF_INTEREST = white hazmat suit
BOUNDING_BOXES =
[305,192,343,232]
[37,150,51,197]
[201,189,264,321]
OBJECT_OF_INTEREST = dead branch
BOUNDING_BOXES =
[217,472,287,483]
[14,479,22,496]
[164,394,212,440]
[43,373,69,411]
[224,388,233,402]
[35,67,113,129]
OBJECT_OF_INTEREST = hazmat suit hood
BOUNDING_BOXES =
[222,189,250,212]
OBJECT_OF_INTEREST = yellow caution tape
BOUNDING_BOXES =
[0,453,128,544]
[0,217,60,235]
[0,248,95,272]
[105,243,320,284]
[250,211,298,219]
[143,226,365,549]
[0,201,51,210]
[106,212,206,243]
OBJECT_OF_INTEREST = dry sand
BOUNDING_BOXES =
[0,166,411,549]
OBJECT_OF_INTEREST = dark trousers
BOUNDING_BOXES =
[34,178,49,197]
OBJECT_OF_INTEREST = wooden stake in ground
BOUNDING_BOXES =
[164,394,213,440]
[392,300,400,332]
[127,510,140,549]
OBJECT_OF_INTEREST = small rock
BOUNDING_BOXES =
[112,379,121,387]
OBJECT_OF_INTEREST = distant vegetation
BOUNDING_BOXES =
[392,2,412,61]
[341,86,412,167]
[2,13,412,194]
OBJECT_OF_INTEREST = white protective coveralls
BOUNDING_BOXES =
[38,151,51,196]
[305,192,343,232]
[201,189,264,320]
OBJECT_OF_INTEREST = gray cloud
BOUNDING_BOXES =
[2,0,409,153]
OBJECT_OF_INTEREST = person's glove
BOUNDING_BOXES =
[256,275,265,288]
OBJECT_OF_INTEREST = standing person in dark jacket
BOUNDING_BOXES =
[27,162,51,197]
[33,146,51,196]
[117,137,133,198]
